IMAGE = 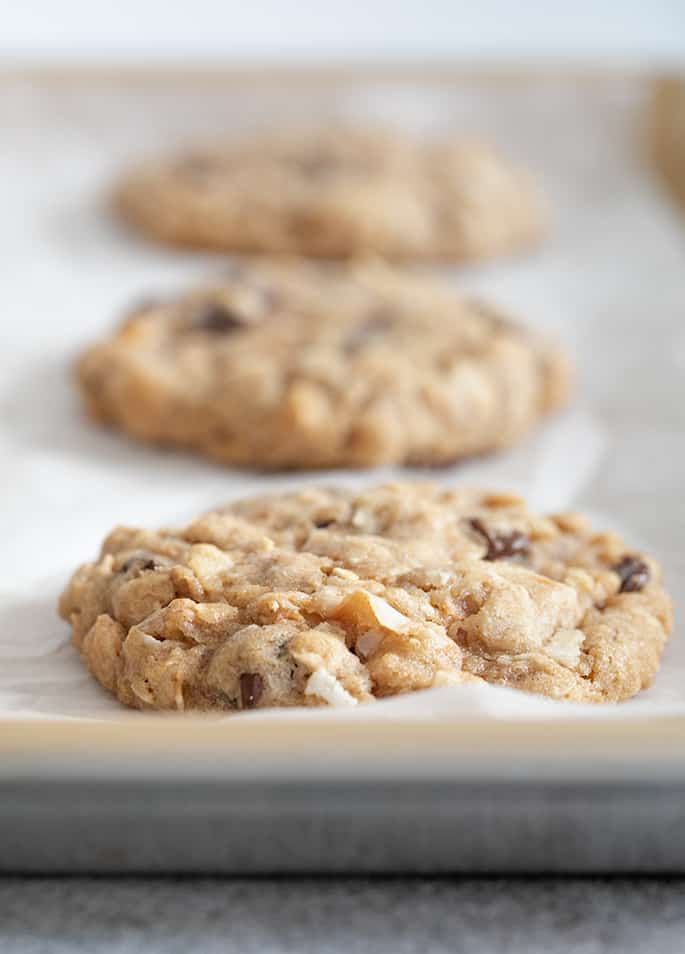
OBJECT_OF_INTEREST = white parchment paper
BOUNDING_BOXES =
[0,73,683,722]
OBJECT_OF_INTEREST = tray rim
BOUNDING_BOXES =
[3,712,685,783]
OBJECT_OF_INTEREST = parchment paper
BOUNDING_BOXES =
[1,72,683,722]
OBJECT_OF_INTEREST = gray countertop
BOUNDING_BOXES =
[2,878,685,953]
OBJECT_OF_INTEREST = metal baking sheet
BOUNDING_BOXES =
[1,66,684,872]
[3,716,685,873]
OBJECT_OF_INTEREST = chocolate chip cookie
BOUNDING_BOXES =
[114,128,543,261]
[59,483,672,711]
[77,260,569,470]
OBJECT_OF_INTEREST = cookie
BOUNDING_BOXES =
[59,483,672,711]
[77,260,569,470]
[114,128,543,261]
[650,78,685,212]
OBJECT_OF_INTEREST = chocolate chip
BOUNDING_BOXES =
[120,556,158,574]
[240,672,264,709]
[194,303,245,334]
[613,555,650,593]
[343,310,395,355]
[313,518,335,529]
[469,517,530,561]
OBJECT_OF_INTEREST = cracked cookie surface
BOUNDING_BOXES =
[77,260,569,470]
[114,128,543,261]
[59,483,672,711]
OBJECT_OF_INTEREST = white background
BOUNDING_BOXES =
[1,0,685,66]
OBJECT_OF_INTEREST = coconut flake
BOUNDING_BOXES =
[334,590,413,634]
[355,630,383,659]
[305,669,358,707]
[546,628,585,669]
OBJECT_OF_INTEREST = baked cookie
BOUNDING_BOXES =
[59,483,672,711]
[114,128,543,261]
[650,78,685,212]
[77,260,569,470]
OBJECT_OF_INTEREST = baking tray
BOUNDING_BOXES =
[1,65,684,873]
[2,715,685,873]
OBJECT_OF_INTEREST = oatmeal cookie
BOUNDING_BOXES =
[77,260,569,470]
[114,128,543,261]
[59,483,672,711]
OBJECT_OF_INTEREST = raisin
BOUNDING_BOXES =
[613,555,650,593]
[194,303,245,333]
[469,517,530,561]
